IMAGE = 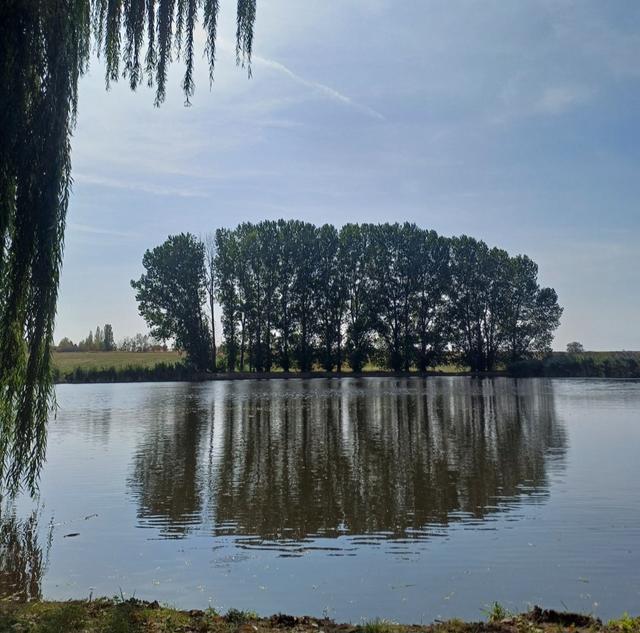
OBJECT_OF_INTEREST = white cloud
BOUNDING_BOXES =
[73,173,209,198]
[67,222,139,238]
[252,54,385,121]
[533,85,593,115]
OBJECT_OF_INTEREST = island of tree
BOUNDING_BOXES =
[131,221,562,374]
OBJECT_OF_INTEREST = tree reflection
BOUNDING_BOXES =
[128,378,566,542]
[0,505,52,600]
[128,385,209,538]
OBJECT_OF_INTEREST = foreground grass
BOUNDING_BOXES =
[0,599,639,633]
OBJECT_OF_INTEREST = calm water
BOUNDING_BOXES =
[1,377,639,621]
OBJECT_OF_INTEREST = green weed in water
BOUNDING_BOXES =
[359,618,395,633]
[610,613,640,633]
[225,608,259,624]
[483,602,511,623]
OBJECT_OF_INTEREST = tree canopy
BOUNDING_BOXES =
[134,222,562,374]
[0,0,257,494]
[131,233,212,371]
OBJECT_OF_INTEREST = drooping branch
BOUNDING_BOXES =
[0,0,258,495]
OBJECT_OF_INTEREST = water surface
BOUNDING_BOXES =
[1,377,639,621]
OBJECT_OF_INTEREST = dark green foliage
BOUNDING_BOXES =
[103,323,115,351]
[316,225,346,371]
[367,222,423,372]
[210,220,561,374]
[54,361,196,383]
[414,231,449,372]
[57,337,78,352]
[508,353,640,378]
[566,341,585,354]
[291,222,320,372]
[74,323,116,351]
[340,223,373,372]
[131,233,212,371]
[0,0,257,494]
[225,608,259,624]
[507,359,545,377]
[448,237,562,372]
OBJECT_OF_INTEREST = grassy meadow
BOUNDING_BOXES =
[53,351,183,372]
[51,350,640,383]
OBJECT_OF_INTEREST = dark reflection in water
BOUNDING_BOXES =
[0,505,51,600]
[128,391,208,538]
[128,378,566,545]
[6,378,640,621]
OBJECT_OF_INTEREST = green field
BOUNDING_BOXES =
[53,351,183,372]
[52,351,465,376]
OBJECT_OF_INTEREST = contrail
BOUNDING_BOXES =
[253,54,386,121]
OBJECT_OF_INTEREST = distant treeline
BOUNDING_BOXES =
[131,221,562,374]
[57,324,115,352]
[56,330,167,353]
[509,352,640,378]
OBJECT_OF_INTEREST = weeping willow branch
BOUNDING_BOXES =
[0,0,257,495]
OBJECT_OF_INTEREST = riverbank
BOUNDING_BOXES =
[508,352,640,379]
[0,599,637,633]
[53,367,505,384]
[52,351,640,384]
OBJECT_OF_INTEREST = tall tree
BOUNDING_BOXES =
[414,231,449,372]
[339,224,373,372]
[131,233,211,371]
[94,325,103,351]
[207,221,563,375]
[203,234,218,371]
[448,236,496,372]
[368,223,422,372]
[103,323,115,351]
[255,221,279,372]
[291,222,319,372]
[501,255,562,361]
[315,224,346,371]
[274,220,298,372]
[214,228,240,371]
[0,1,257,493]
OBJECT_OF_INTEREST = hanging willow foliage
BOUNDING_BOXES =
[0,0,257,495]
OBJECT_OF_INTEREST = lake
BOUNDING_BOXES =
[1,377,639,622]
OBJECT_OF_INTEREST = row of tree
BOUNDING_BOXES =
[56,330,167,353]
[57,324,115,352]
[132,221,563,373]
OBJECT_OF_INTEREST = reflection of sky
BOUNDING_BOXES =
[56,2,640,350]
[4,378,640,620]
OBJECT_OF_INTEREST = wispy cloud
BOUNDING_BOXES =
[74,173,208,198]
[532,85,593,115]
[67,222,139,238]
[493,74,594,124]
[252,54,385,121]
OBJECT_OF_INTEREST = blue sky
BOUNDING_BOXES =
[58,1,640,350]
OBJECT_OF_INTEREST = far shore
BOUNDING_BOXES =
[52,350,640,384]
[54,368,511,385]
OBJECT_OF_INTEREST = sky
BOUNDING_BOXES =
[57,0,640,350]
